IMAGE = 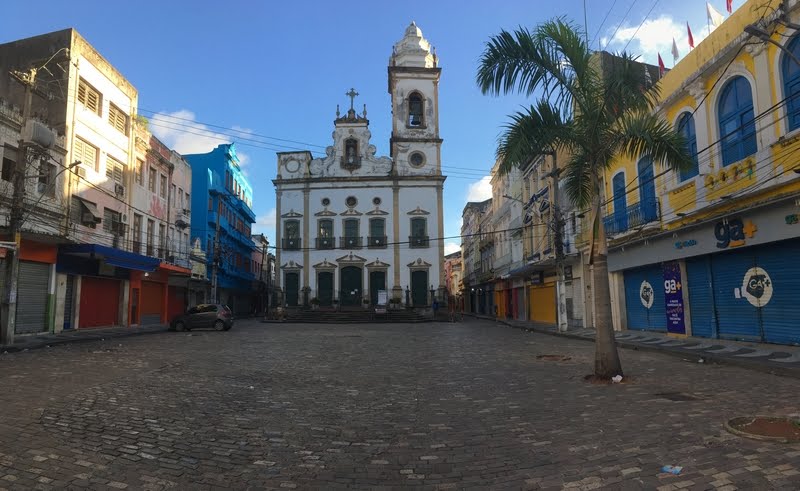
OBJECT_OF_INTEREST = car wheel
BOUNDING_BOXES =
[213,320,225,331]
[175,321,186,332]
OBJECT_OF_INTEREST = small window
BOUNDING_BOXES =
[345,139,358,164]
[102,208,123,235]
[321,197,330,206]
[369,218,385,237]
[2,147,17,182]
[408,92,424,127]
[345,196,358,208]
[160,174,167,199]
[677,112,699,181]
[284,220,300,239]
[105,156,126,185]
[343,218,359,238]
[411,217,427,237]
[318,219,333,237]
[372,197,381,206]
[135,158,144,186]
[108,103,128,135]
[74,137,98,172]
[77,78,101,115]
[409,152,425,167]
[148,167,157,192]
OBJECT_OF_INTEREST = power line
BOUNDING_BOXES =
[621,0,660,53]
[590,0,619,49]
[603,0,638,51]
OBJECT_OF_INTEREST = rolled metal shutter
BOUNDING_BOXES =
[79,277,120,328]
[16,261,50,334]
[530,284,556,324]
[710,249,760,341]
[756,239,800,345]
[623,264,666,331]
[63,275,75,330]
[141,281,164,325]
[686,256,715,338]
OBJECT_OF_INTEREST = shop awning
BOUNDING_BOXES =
[75,197,102,221]
[59,244,161,272]
[159,262,192,275]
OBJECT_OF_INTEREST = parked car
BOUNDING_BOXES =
[170,304,233,331]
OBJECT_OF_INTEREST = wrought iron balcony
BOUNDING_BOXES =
[339,236,362,249]
[368,235,387,248]
[316,237,335,250]
[409,235,429,248]
[603,198,660,236]
[282,237,301,250]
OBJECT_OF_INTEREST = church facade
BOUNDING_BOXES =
[273,23,445,309]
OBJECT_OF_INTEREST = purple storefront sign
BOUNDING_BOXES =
[662,261,686,334]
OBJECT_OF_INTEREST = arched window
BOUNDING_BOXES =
[408,92,424,127]
[718,76,756,166]
[782,35,800,131]
[344,139,358,164]
[677,112,699,181]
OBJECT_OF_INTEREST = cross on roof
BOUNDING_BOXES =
[346,88,359,110]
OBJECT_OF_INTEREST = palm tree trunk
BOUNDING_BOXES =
[591,195,624,379]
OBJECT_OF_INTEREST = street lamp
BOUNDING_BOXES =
[744,23,800,68]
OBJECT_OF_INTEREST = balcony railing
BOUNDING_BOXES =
[316,237,335,250]
[282,237,301,250]
[409,235,429,248]
[368,235,387,248]
[340,236,362,249]
[603,198,660,236]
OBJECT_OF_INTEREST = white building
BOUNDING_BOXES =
[273,22,445,308]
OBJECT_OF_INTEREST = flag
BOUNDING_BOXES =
[658,53,666,77]
[687,22,695,48]
[707,2,725,28]
[727,0,733,13]
[671,38,680,62]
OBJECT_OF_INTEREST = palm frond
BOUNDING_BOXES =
[601,51,661,119]
[561,151,595,209]
[610,111,694,172]
[495,101,574,175]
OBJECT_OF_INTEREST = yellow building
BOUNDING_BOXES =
[603,0,800,345]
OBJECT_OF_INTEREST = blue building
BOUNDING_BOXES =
[185,143,257,315]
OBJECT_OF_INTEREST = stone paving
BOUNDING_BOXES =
[0,317,798,490]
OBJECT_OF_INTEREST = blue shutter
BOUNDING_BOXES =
[710,249,760,341]
[686,256,715,338]
[756,240,800,345]
[624,265,667,331]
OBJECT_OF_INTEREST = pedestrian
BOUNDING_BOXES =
[494,304,499,323]
[432,298,439,319]
[448,296,456,322]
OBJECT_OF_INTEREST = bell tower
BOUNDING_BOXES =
[388,22,442,176]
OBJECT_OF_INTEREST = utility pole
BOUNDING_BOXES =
[548,151,569,333]
[210,191,222,304]
[1,68,36,345]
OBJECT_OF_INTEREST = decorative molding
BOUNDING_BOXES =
[336,252,367,264]
[366,208,389,215]
[312,259,337,270]
[339,208,363,216]
[314,209,337,217]
[366,259,391,269]
[407,257,432,270]
[406,206,430,216]
[280,260,303,271]
[281,209,303,218]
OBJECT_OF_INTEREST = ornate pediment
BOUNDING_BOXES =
[407,257,432,269]
[281,260,303,270]
[366,259,391,269]
[407,206,430,215]
[336,252,367,264]
[366,208,389,216]
[339,208,363,216]
[314,208,337,217]
[281,209,303,218]
[312,259,337,270]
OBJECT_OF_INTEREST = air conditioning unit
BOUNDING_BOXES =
[115,184,125,197]
[121,214,128,223]
[76,167,86,178]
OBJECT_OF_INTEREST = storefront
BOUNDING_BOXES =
[608,197,800,345]
[528,272,556,324]
[0,239,58,334]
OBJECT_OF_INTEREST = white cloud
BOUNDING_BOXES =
[149,109,252,164]
[466,176,492,202]
[604,15,710,66]
[253,207,276,237]
[444,241,461,255]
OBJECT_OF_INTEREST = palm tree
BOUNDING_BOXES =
[477,19,693,379]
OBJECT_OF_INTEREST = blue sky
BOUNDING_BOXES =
[0,0,739,254]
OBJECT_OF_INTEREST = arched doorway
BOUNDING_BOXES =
[411,270,428,307]
[637,156,657,222]
[285,272,299,307]
[317,271,334,306]
[369,270,386,306]
[340,266,363,307]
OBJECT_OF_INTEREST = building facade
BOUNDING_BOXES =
[443,250,462,303]
[273,23,445,310]
[461,199,492,315]
[603,0,800,345]
[185,143,257,315]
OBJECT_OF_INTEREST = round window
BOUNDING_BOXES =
[345,196,358,208]
[321,197,330,207]
[409,152,425,167]
[373,197,382,206]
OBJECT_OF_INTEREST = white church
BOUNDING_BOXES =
[273,22,445,308]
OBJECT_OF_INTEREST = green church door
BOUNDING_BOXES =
[340,266,363,307]
[285,272,299,307]
[318,272,333,306]
[369,271,386,306]
[411,270,428,307]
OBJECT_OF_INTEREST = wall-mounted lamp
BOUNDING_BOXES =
[144,272,150,277]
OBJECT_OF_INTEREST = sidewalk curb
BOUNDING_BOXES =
[1,326,170,354]
[466,314,800,380]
